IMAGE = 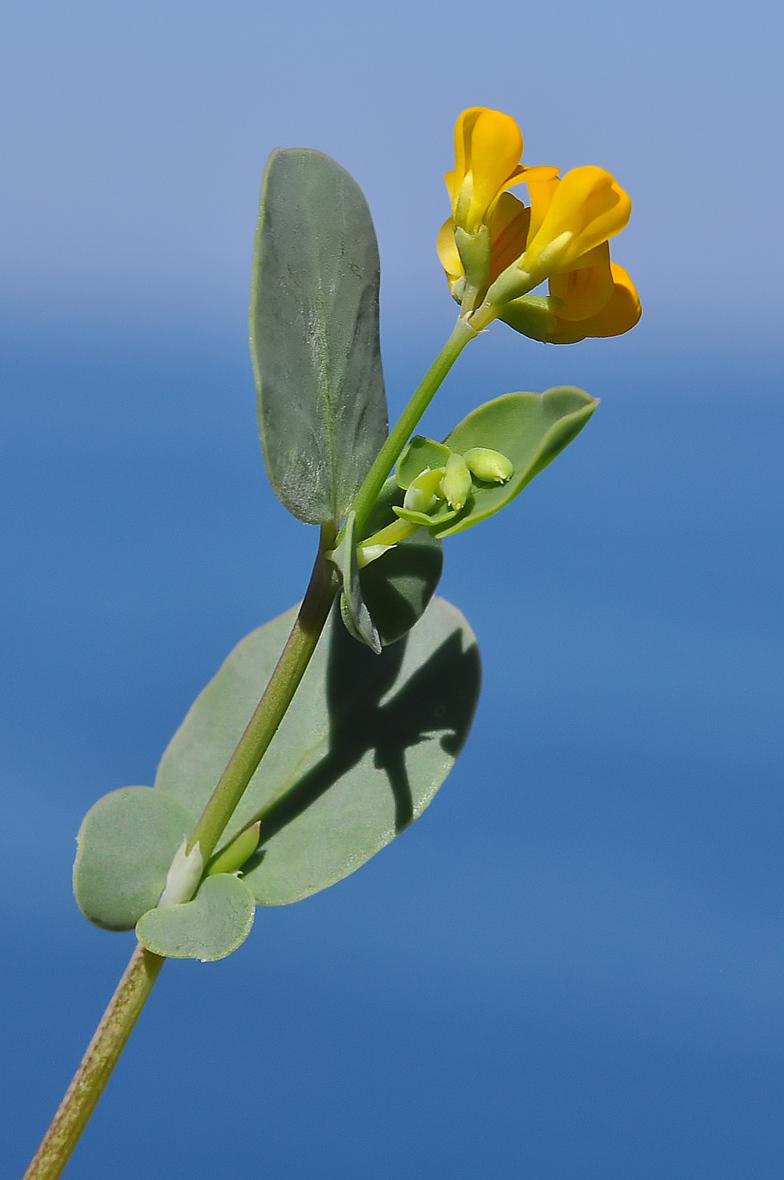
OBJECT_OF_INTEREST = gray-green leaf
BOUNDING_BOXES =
[156,597,480,905]
[73,787,195,931]
[136,874,256,961]
[250,148,388,524]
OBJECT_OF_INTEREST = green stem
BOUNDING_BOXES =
[22,945,165,1180]
[350,314,477,535]
[22,526,340,1180]
[187,521,340,864]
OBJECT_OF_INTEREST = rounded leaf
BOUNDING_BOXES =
[136,874,255,962]
[156,597,480,905]
[74,787,195,931]
[250,149,388,524]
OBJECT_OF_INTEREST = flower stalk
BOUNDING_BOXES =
[23,946,165,1180]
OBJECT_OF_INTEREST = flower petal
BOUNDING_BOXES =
[524,167,561,241]
[548,242,614,321]
[487,193,530,282]
[450,107,485,203]
[465,109,523,228]
[450,108,524,234]
[437,216,464,284]
[523,165,631,275]
[573,264,641,338]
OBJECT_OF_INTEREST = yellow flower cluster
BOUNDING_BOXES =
[438,107,641,343]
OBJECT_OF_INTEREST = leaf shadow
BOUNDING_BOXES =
[247,605,480,858]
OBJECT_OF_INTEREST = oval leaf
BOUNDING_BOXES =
[250,148,388,524]
[433,386,598,537]
[74,787,195,931]
[136,874,255,962]
[156,597,480,905]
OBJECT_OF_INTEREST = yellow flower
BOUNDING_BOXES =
[518,165,632,284]
[441,107,558,306]
[445,107,525,235]
[439,108,640,341]
[438,180,559,306]
[437,190,530,294]
[484,165,633,311]
[499,254,642,344]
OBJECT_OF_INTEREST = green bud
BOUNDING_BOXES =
[440,453,472,510]
[463,447,514,484]
[403,466,446,515]
[206,822,261,877]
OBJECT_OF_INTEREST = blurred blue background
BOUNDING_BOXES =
[2,1,783,1176]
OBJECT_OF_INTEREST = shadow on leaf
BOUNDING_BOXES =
[245,604,480,863]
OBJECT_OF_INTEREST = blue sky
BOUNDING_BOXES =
[2,0,782,330]
[2,2,784,1177]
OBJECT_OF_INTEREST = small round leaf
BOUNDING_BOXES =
[74,787,195,931]
[136,873,255,962]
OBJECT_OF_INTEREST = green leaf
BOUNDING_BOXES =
[136,874,256,961]
[433,386,598,537]
[250,148,388,525]
[395,437,452,488]
[156,597,480,905]
[355,477,443,647]
[73,787,195,931]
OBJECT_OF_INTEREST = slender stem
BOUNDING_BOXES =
[186,521,340,865]
[23,945,165,1180]
[350,314,477,535]
[23,526,340,1180]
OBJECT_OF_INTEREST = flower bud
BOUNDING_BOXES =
[463,447,514,483]
[440,453,472,510]
[403,467,447,515]
[206,823,261,877]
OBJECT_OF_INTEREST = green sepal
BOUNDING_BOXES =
[73,787,195,931]
[432,387,598,537]
[392,502,461,528]
[250,148,388,525]
[156,597,480,906]
[396,437,452,488]
[338,510,382,653]
[497,294,561,342]
[136,873,256,962]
